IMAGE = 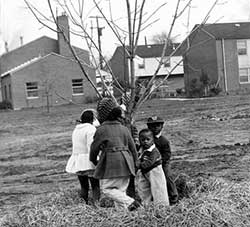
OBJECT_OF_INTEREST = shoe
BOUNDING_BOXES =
[128,200,141,211]
[170,199,178,206]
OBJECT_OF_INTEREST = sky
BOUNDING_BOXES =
[1,0,250,58]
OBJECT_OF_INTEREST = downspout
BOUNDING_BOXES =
[221,38,228,93]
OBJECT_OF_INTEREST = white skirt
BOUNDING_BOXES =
[66,153,95,174]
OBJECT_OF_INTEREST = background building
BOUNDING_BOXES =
[0,14,96,109]
[184,22,250,96]
[109,43,184,97]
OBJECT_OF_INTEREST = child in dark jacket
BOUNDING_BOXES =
[147,116,178,205]
[90,106,140,211]
[137,129,169,205]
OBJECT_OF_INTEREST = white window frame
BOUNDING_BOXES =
[237,40,247,55]
[72,78,84,95]
[239,68,250,84]
[26,82,39,99]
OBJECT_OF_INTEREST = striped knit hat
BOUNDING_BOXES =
[97,97,118,124]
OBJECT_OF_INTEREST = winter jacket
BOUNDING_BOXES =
[138,144,162,174]
[154,135,171,164]
[90,120,137,179]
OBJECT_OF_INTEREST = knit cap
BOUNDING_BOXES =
[97,97,118,124]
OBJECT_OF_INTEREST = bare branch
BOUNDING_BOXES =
[24,0,57,33]
[93,0,130,56]
[46,0,102,98]
[54,91,82,106]
[141,2,167,27]
[134,0,219,113]
[177,0,193,18]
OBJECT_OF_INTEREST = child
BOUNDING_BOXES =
[90,106,140,211]
[147,116,178,205]
[66,109,100,205]
[137,128,169,205]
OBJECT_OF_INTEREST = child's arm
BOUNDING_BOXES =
[138,150,160,170]
[89,129,102,165]
[86,127,96,154]
[127,128,138,163]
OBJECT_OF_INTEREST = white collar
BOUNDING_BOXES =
[155,132,162,138]
[139,144,155,153]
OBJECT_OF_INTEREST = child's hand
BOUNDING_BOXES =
[136,160,141,168]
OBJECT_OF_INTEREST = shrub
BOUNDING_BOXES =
[189,78,203,97]
[209,86,222,96]
[0,100,12,109]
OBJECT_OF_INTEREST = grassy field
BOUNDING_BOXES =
[1,94,250,226]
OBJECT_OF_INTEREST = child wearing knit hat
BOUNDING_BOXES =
[96,97,118,124]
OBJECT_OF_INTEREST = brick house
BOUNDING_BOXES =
[183,22,250,96]
[0,14,96,110]
[109,43,184,97]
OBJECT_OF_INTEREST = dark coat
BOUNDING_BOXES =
[138,146,162,174]
[154,135,171,164]
[90,120,137,179]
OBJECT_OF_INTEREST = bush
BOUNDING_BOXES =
[209,86,222,96]
[0,100,12,109]
[189,78,203,97]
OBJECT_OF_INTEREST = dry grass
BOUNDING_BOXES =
[1,177,250,227]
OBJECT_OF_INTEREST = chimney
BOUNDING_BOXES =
[4,41,8,52]
[57,13,71,57]
[20,36,23,46]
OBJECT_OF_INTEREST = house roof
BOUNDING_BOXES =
[0,36,57,58]
[0,52,75,77]
[1,56,41,77]
[194,22,250,40]
[112,43,183,59]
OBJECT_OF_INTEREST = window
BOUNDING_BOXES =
[237,40,247,55]
[239,68,250,83]
[26,82,38,98]
[138,59,145,69]
[9,84,11,99]
[72,79,84,95]
[164,59,171,67]
[4,85,7,100]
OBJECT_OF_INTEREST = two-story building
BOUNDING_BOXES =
[109,43,184,97]
[0,14,96,110]
[184,22,250,96]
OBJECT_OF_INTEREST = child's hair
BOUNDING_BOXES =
[106,107,123,121]
[139,128,153,137]
[80,110,94,123]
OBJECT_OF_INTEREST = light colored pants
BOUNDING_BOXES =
[100,176,134,209]
[138,165,169,205]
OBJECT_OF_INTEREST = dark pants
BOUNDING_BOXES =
[162,162,178,204]
[78,175,100,204]
[126,175,136,199]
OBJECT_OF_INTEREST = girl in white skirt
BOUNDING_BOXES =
[66,109,100,205]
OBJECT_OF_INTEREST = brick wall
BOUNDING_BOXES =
[184,31,219,96]
[11,53,96,109]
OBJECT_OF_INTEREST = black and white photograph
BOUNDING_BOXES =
[0,0,250,226]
